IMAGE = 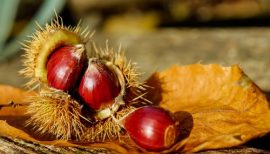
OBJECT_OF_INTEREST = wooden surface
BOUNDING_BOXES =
[0,136,269,154]
[0,136,109,154]
[93,28,270,91]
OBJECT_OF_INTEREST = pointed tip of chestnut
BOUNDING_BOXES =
[46,45,86,92]
[78,59,122,111]
[121,106,178,151]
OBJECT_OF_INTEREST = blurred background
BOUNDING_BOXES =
[0,0,270,92]
[0,0,269,150]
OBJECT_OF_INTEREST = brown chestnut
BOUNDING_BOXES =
[121,106,178,151]
[78,59,122,111]
[46,44,86,92]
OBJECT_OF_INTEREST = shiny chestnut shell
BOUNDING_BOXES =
[122,106,178,151]
[78,59,121,110]
[46,45,86,92]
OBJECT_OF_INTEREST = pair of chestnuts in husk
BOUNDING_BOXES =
[21,19,179,151]
[47,45,121,113]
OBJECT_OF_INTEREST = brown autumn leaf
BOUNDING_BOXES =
[0,85,33,105]
[146,64,270,152]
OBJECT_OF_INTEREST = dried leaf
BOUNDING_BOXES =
[146,64,270,152]
[0,106,27,116]
[0,85,34,105]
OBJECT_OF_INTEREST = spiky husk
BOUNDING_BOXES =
[26,87,85,140]
[20,16,93,90]
[26,87,137,141]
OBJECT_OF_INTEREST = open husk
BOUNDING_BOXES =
[20,17,147,141]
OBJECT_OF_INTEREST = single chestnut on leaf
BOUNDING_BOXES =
[120,106,179,151]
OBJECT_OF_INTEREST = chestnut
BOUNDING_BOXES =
[121,106,178,151]
[46,44,86,92]
[78,58,126,119]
